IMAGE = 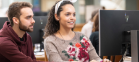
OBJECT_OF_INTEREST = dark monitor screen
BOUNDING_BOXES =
[0,16,47,44]
[27,16,47,44]
[99,10,139,56]
[0,17,8,29]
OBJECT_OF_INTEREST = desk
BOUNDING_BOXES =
[124,57,131,62]
[35,52,45,61]
[36,55,45,61]
[35,52,131,62]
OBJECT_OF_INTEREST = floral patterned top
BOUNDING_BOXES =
[44,32,102,62]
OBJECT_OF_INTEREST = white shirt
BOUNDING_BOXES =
[81,21,94,38]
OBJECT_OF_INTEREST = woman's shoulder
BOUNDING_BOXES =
[74,32,88,38]
[90,31,99,37]
[75,32,84,36]
[92,31,99,35]
[44,35,56,42]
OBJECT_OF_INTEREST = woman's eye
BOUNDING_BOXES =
[66,14,70,16]
[73,14,76,16]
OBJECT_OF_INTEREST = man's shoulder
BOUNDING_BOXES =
[0,37,10,43]
[0,37,16,48]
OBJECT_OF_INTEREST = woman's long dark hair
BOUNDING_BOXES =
[43,1,73,39]
[92,13,99,32]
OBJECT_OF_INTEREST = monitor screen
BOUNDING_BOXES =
[0,17,8,29]
[0,16,47,44]
[99,10,139,56]
[27,16,47,44]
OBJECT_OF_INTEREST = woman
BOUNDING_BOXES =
[43,0,111,62]
[81,10,98,38]
[90,13,99,55]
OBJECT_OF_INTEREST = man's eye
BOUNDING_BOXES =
[27,17,30,19]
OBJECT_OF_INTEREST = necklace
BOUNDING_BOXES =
[59,31,75,42]
[59,32,65,42]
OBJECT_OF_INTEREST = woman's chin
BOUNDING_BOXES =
[69,26,74,29]
[65,25,74,30]
[66,27,74,30]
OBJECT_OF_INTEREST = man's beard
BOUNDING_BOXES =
[19,20,34,32]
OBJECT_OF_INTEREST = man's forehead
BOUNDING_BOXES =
[20,7,33,16]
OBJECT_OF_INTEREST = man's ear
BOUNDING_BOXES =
[54,14,59,21]
[12,17,19,24]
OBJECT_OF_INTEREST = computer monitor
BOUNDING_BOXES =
[34,12,48,16]
[0,17,8,29]
[0,16,47,44]
[99,10,139,56]
[27,16,47,44]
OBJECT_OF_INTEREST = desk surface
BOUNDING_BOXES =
[35,52,132,62]
[36,55,45,61]
[124,57,131,62]
[35,52,45,61]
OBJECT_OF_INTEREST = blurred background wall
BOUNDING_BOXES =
[0,0,139,24]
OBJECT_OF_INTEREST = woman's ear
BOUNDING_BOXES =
[12,17,19,24]
[54,14,59,21]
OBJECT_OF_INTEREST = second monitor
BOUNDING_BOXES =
[99,10,139,56]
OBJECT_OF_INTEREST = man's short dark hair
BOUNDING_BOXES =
[8,2,32,26]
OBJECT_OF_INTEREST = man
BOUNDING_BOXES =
[0,2,43,62]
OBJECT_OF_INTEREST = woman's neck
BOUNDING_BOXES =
[59,28,72,35]
[56,27,75,40]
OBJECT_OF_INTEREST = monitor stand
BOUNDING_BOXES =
[131,30,139,62]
